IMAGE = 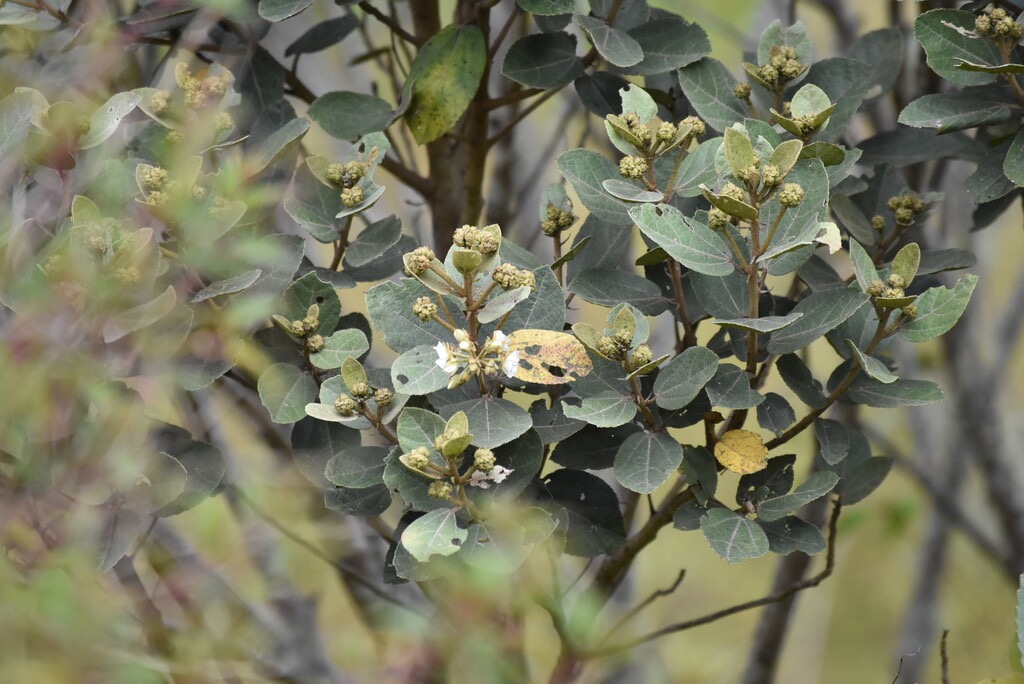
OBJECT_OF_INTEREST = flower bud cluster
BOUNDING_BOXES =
[707,207,730,230]
[541,203,576,236]
[340,186,364,208]
[412,296,438,321]
[619,155,648,180]
[326,161,367,188]
[452,225,499,254]
[405,246,435,275]
[174,63,231,110]
[758,45,806,88]
[976,7,1024,40]
[734,82,752,100]
[492,263,536,290]
[333,382,392,417]
[886,194,926,226]
[434,329,520,389]
[680,116,706,137]
[778,183,806,207]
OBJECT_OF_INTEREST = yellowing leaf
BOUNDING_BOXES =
[714,429,769,474]
[506,329,593,384]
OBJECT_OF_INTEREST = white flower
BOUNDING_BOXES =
[434,341,459,373]
[502,350,520,378]
[467,464,514,489]
[490,464,512,483]
[454,328,473,351]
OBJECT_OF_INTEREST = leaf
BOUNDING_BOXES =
[401,509,468,562]
[814,419,850,466]
[191,269,262,303]
[325,484,392,516]
[798,141,845,166]
[766,288,870,355]
[714,429,769,475]
[602,178,663,202]
[700,509,770,563]
[614,431,684,494]
[847,378,944,408]
[621,15,710,75]
[724,127,756,180]
[569,268,667,315]
[676,58,746,133]
[309,329,369,370]
[285,15,360,56]
[501,31,583,90]
[715,314,803,333]
[858,127,975,167]
[848,239,879,293]
[737,455,796,505]
[551,423,640,470]
[672,137,723,196]
[501,266,566,331]
[918,248,977,275]
[691,270,749,319]
[898,274,978,343]
[505,329,593,384]
[258,363,318,424]
[291,417,360,487]
[325,446,389,489]
[345,215,403,267]
[530,399,586,445]
[835,456,893,505]
[758,516,827,555]
[551,236,591,270]
[258,0,312,21]
[282,272,341,336]
[849,28,903,103]
[102,286,178,343]
[758,19,812,68]
[777,354,826,408]
[915,9,1001,86]
[517,0,574,15]
[557,148,632,224]
[757,471,838,522]
[391,345,452,395]
[405,24,486,144]
[898,87,1017,133]
[79,91,143,150]
[629,203,735,276]
[1006,128,1024,187]
[366,279,463,353]
[845,340,897,384]
[150,424,226,518]
[308,91,393,141]
[757,393,795,437]
[891,242,921,286]
[248,117,310,175]
[576,15,643,68]
[706,365,764,410]
[542,470,625,557]
[438,398,532,449]
[653,346,719,410]
[803,58,873,143]
[562,392,637,428]
[968,139,1017,203]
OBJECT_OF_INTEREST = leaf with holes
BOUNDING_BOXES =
[505,329,593,385]
[401,509,468,562]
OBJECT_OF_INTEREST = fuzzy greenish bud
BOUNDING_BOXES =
[143,166,168,190]
[657,121,677,141]
[334,394,357,416]
[737,163,760,183]
[412,296,438,321]
[214,112,234,132]
[780,59,804,79]
[631,344,653,367]
[305,334,324,353]
[115,267,141,287]
[867,279,885,297]
[149,90,170,115]
[147,191,168,207]
[166,130,184,145]
[597,336,620,359]
[975,14,993,34]
[779,183,805,207]
[619,155,647,180]
[613,327,633,346]
[374,388,393,407]
[901,304,918,318]
[406,447,430,470]
[720,182,745,202]
[492,263,520,289]
[734,82,752,99]
[428,481,453,500]
[326,163,345,184]
[882,286,905,299]
[351,381,373,399]
[474,448,496,472]
[340,186,363,208]
[290,320,307,337]
[680,116,705,137]
[707,207,730,230]
[894,207,915,225]
[871,215,886,231]
[759,64,779,83]
[761,164,781,187]
[887,273,906,288]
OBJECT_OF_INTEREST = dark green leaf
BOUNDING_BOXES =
[401,508,467,562]
[258,0,312,21]
[325,446,389,489]
[562,392,637,428]
[917,249,977,275]
[249,117,309,174]
[551,423,641,470]
[629,203,735,276]
[705,364,764,410]
[569,268,667,315]
[776,353,826,408]
[836,456,892,505]
[542,470,625,557]
[690,270,749,319]
[557,148,632,224]
[814,419,849,466]
[345,215,403,267]
[292,417,360,487]
[847,377,944,407]
[621,16,709,75]
[798,141,846,166]
[672,137,722,196]
[530,400,586,445]
[258,363,318,424]
[285,15,360,56]
[845,340,897,384]
[967,138,1016,203]
[310,329,369,370]
[677,58,746,133]
[283,272,341,336]
[898,274,978,343]
[700,509,769,563]
[757,392,795,437]
[915,9,1000,86]
[1005,128,1024,186]
[325,484,392,516]
[517,0,574,15]
[366,279,464,353]
[759,516,826,555]
[309,91,393,141]
[757,471,838,522]
[502,32,584,89]
[614,431,684,494]
[848,28,903,103]
[602,178,663,202]
[391,345,451,395]
[766,288,869,355]
[653,346,719,410]
[438,397,533,449]
[898,87,1016,133]
[151,424,226,518]
[858,127,975,167]
[737,455,796,506]
[191,269,262,303]
[716,313,803,333]
[575,14,643,68]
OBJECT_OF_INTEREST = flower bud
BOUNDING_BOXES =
[406,447,430,470]
[412,296,438,321]
[613,327,633,346]
[871,215,886,231]
[657,121,677,141]
[143,166,168,190]
[707,207,730,230]
[887,273,906,289]
[894,207,914,225]
[305,334,324,353]
[720,182,745,202]
[761,164,781,187]
[779,183,805,207]
[680,116,706,137]
[474,448,496,473]
[340,186,364,208]
[149,90,170,115]
[351,381,373,399]
[428,481,453,500]
[597,336,620,359]
[326,163,345,184]
[619,155,648,180]
[374,388,393,407]
[631,344,653,367]
[290,320,307,337]
[492,263,520,289]
[734,82,752,99]
[901,304,918,318]
[867,279,885,297]
[334,394,357,416]
[214,112,234,132]
[882,286,904,299]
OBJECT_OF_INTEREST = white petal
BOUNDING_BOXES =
[503,350,520,378]
[490,465,512,484]
[434,342,449,369]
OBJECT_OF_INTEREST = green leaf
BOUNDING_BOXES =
[898,87,1017,133]
[757,393,795,437]
[501,266,566,332]
[284,170,344,242]
[517,0,574,15]
[150,425,226,518]
[401,509,468,562]
[282,272,341,337]
[1016,574,1024,670]
[285,15,359,56]
[1005,128,1024,187]
[681,445,718,506]
[79,91,143,150]
[892,243,921,285]
[325,484,392,517]
[551,423,640,470]
[814,419,849,466]
[758,516,826,555]
[766,288,870,355]
[918,249,977,275]
[557,148,631,224]
[602,178,663,202]
[397,407,445,455]
[191,269,262,303]
[391,345,451,395]
[258,0,312,21]
[706,365,764,410]
[691,270,749,319]
[700,509,770,563]
[621,16,710,75]
[724,127,756,180]
[308,91,393,141]
[848,239,879,293]
[576,15,643,68]
[614,431,684,494]
[292,417,360,487]
[346,215,403,267]
[758,19,812,69]
[968,139,1016,203]
[858,127,975,167]
[249,117,310,175]
[716,314,803,333]
[335,182,386,219]
[325,446,389,489]
[562,392,637,428]
[915,9,1001,86]
[737,455,796,505]
[366,279,464,353]
[803,58,873,143]
[530,399,586,445]
[501,32,583,89]
[439,398,532,449]
[777,354,826,408]
[258,363,318,424]
[701,186,759,221]
[310,329,370,370]
[845,340,897,384]
[847,378,944,408]
[757,471,838,522]
[835,456,892,505]
[849,28,903,103]
[405,24,486,144]
[677,58,746,133]
[569,268,667,315]
[542,470,625,557]
[672,137,723,196]
[102,285,177,342]
[653,346,719,410]
[770,139,804,177]
[551,236,591,270]
[798,141,845,166]
[898,274,978,343]
[629,203,735,276]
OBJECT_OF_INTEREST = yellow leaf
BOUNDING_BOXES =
[974,678,1024,684]
[714,429,769,474]
[506,329,593,385]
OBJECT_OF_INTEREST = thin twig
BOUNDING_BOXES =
[602,568,687,641]
[940,629,950,684]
